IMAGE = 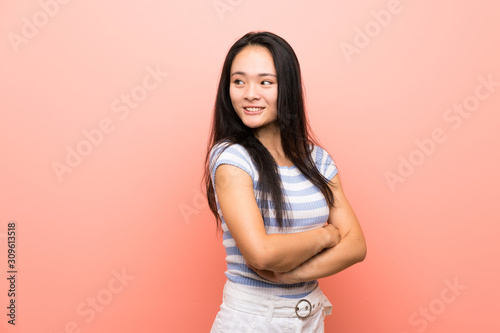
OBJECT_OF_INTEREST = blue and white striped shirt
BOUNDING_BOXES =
[209,141,338,299]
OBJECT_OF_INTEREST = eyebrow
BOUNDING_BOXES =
[230,71,277,77]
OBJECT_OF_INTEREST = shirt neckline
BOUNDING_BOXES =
[277,164,296,169]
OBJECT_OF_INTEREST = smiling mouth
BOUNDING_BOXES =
[244,107,265,113]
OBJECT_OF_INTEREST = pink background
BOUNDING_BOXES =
[1,0,499,332]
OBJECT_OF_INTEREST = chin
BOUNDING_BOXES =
[243,122,263,129]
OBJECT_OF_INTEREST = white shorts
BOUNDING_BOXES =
[211,280,333,333]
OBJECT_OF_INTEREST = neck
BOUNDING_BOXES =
[253,122,288,164]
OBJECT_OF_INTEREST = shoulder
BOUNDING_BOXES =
[209,141,256,180]
[309,144,338,180]
[210,141,252,164]
[308,144,334,164]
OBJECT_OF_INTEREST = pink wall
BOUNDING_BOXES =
[1,1,499,332]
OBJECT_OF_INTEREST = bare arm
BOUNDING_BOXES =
[215,164,339,272]
[251,173,366,283]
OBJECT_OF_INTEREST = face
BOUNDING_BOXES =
[229,45,278,132]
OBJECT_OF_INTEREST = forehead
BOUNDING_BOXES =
[230,45,276,74]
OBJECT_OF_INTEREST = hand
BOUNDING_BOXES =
[247,265,297,284]
[323,223,341,248]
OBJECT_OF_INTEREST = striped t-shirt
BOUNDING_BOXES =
[209,141,338,299]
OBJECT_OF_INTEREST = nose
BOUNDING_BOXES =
[244,83,260,100]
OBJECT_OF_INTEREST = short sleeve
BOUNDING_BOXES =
[311,145,338,181]
[209,142,256,186]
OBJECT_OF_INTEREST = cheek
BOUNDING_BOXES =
[229,87,240,104]
[267,91,278,107]
[268,87,278,100]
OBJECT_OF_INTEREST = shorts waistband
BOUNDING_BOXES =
[222,280,332,320]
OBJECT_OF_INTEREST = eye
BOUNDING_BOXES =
[261,80,273,85]
[233,79,244,85]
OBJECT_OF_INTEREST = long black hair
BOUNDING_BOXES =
[204,31,334,230]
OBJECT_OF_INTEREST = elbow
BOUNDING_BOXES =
[245,245,288,272]
[246,255,268,271]
[244,247,273,271]
[355,240,367,263]
[349,230,367,263]
[357,247,367,263]
[253,262,293,273]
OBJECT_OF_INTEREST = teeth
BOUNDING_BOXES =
[245,107,264,112]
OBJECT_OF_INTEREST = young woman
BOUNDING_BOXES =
[204,31,366,332]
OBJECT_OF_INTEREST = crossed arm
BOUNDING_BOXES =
[214,164,366,281]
